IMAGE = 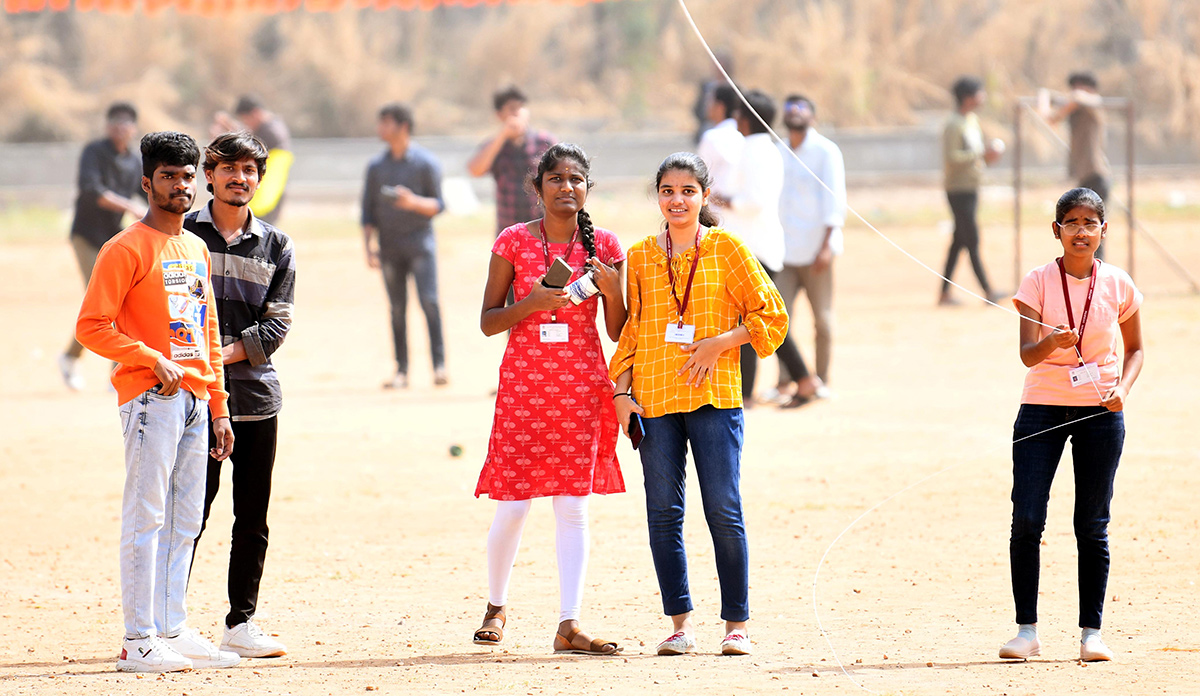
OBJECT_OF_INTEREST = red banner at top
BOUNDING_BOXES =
[5,0,610,11]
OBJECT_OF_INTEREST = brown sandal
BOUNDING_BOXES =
[552,625,622,655]
[473,603,505,645]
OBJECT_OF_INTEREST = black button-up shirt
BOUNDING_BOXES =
[71,138,144,248]
[184,204,296,421]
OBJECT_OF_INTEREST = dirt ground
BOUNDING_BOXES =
[1,179,1198,696]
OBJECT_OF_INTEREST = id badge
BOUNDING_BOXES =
[664,323,696,344]
[1068,362,1100,388]
[540,323,569,343]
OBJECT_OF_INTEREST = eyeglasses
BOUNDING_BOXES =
[1056,222,1103,236]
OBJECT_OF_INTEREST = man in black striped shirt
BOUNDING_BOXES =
[186,131,295,659]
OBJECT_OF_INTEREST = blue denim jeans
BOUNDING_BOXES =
[638,405,749,622]
[119,387,209,639]
[1010,404,1124,628]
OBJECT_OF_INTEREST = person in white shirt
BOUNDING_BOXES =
[709,89,813,406]
[771,96,846,404]
[696,83,744,219]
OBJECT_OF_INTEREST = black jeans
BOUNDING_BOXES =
[740,267,809,400]
[196,417,279,627]
[381,248,445,374]
[941,191,993,295]
[1079,174,1111,261]
[1009,405,1124,628]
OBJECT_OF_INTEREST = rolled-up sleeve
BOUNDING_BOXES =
[821,145,847,229]
[361,162,378,227]
[240,237,296,367]
[423,154,446,216]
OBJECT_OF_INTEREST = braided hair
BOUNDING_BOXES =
[531,142,596,259]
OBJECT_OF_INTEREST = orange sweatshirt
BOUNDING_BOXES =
[76,222,229,419]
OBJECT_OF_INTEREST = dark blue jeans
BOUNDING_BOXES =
[1010,404,1124,628]
[639,406,749,622]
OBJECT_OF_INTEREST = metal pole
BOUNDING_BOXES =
[1125,100,1135,280]
[1014,102,1023,287]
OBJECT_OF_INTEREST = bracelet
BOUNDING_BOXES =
[612,392,633,401]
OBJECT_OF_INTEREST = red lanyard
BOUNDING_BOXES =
[537,220,579,271]
[1056,257,1099,365]
[665,229,701,329]
[537,220,578,323]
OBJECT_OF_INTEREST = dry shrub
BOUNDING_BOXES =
[1,0,1199,146]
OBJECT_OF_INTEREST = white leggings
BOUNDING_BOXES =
[487,496,589,623]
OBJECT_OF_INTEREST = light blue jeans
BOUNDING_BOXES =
[119,387,209,639]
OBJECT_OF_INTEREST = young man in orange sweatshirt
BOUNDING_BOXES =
[76,131,239,673]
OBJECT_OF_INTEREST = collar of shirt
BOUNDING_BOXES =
[196,201,264,245]
[644,226,718,269]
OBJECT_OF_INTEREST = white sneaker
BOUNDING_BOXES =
[57,354,85,391]
[163,627,241,668]
[720,631,752,656]
[223,620,288,658]
[116,635,193,673]
[999,634,1041,660]
[1080,634,1114,662]
[655,631,696,656]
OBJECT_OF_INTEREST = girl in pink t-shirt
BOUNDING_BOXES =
[999,188,1144,663]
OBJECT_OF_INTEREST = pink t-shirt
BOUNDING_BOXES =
[1013,260,1142,406]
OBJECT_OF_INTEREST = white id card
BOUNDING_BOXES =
[540,323,569,343]
[1068,362,1101,388]
[664,323,696,344]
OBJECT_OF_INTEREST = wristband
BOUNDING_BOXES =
[612,392,633,401]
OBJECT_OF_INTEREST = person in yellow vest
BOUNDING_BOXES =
[212,95,293,225]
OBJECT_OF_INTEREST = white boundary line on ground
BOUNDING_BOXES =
[674,1,1114,691]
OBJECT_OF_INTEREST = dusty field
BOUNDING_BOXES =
[1,180,1198,696]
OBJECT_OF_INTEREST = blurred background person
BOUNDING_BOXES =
[697,83,743,222]
[362,103,448,389]
[468,86,557,239]
[212,95,293,225]
[770,94,845,405]
[690,50,735,144]
[1045,72,1110,261]
[714,89,809,407]
[939,75,1003,307]
[59,101,147,391]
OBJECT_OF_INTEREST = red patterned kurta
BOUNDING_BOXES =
[476,223,626,501]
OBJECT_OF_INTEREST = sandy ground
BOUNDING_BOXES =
[1,182,1198,696]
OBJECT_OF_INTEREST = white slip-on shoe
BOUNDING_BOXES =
[999,634,1041,660]
[222,620,288,658]
[1080,635,1114,662]
[655,631,696,656]
[116,635,193,673]
[164,627,241,668]
[720,631,752,656]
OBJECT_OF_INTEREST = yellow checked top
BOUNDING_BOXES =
[609,227,788,418]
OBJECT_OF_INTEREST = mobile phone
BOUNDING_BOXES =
[628,412,644,450]
[542,257,573,289]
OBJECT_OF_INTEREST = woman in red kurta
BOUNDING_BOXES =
[473,143,627,655]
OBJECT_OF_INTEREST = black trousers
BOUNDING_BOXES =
[195,417,279,628]
[1079,174,1111,261]
[941,191,993,295]
[381,249,445,374]
[740,267,809,400]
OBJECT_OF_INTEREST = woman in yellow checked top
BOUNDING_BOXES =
[610,152,788,657]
